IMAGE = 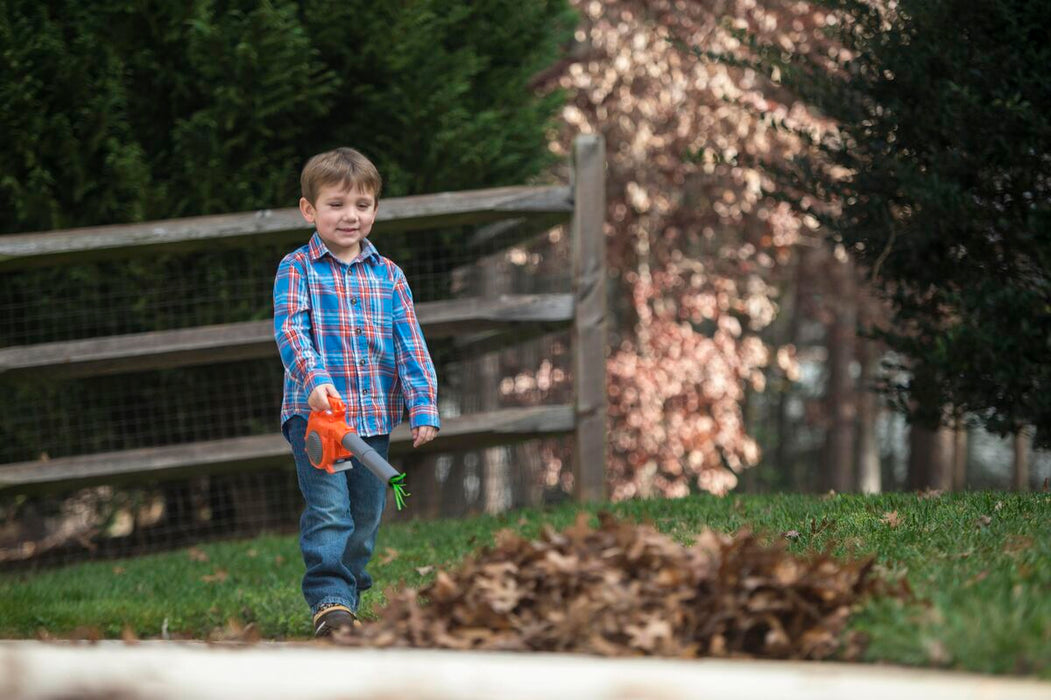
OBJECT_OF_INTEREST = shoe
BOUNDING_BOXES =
[313,605,359,638]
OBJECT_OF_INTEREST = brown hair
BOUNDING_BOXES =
[300,147,382,204]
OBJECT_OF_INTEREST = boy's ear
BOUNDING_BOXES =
[299,197,316,223]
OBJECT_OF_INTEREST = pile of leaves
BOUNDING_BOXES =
[341,513,879,659]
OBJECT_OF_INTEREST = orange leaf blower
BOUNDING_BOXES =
[304,397,410,509]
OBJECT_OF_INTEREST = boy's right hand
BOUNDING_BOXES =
[308,384,341,412]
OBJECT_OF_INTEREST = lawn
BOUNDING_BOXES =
[1,491,1048,677]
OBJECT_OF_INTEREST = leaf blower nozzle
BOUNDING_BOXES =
[304,397,411,510]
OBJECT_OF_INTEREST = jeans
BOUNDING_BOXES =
[283,415,390,615]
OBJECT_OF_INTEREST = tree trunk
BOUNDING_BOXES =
[742,387,757,493]
[1013,426,1032,491]
[780,247,806,491]
[825,248,857,492]
[908,422,954,491]
[856,334,881,494]
[951,419,968,491]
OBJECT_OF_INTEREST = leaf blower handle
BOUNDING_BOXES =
[341,432,399,483]
[339,433,411,511]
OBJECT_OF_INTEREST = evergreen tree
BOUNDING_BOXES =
[298,0,575,196]
[714,0,1051,445]
[0,0,574,232]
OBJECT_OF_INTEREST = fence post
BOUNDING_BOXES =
[571,134,608,502]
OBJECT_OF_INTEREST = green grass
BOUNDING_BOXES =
[2,491,1049,677]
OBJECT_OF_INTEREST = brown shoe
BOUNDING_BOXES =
[313,605,358,638]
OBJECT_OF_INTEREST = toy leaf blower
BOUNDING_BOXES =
[304,397,410,510]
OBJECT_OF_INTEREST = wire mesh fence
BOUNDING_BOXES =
[0,212,576,570]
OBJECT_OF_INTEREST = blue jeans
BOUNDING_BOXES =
[283,416,389,615]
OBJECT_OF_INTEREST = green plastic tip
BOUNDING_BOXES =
[390,473,411,511]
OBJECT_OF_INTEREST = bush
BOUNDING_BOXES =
[0,0,575,233]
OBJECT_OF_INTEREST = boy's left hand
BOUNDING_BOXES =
[412,425,438,448]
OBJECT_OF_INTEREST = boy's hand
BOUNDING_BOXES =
[412,425,438,448]
[308,384,341,412]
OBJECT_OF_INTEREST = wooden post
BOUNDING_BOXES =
[571,135,607,502]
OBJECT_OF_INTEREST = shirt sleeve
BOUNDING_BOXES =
[274,255,333,398]
[390,265,440,430]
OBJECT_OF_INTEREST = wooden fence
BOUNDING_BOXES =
[0,135,608,502]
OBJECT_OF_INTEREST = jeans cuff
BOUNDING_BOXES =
[311,598,354,616]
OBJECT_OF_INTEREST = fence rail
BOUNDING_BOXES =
[0,294,574,378]
[0,405,575,491]
[0,135,607,512]
[0,186,573,270]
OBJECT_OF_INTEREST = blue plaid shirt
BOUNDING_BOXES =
[273,234,440,436]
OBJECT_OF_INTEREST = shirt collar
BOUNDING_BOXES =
[308,232,379,265]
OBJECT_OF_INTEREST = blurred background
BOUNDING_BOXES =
[2,0,1048,569]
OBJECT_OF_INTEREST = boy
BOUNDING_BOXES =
[273,147,439,638]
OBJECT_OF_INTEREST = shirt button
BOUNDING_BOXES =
[351,297,359,306]
[356,328,363,335]
[359,359,366,366]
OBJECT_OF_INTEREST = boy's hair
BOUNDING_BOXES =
[301,147,383,204]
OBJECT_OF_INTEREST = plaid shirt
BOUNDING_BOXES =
[273,234,439,436]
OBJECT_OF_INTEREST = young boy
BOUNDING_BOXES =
[273,147,439,637]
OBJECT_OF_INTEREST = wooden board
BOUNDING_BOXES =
[0,405,575,492]
[0,294,573,378]
[571,135,609,502]
[0,186,572,270]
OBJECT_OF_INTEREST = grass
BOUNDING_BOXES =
[1,491,1049,677]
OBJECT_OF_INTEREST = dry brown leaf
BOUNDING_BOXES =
[206,618,261,644]
[782,530,800,540]
[187,547,209,563]
[762,617,791,656]
[112,566,126,575]
[334,512,884,662]
[626,618,674,653]
[881,511,903,528]
[201,569,228,584]
[379,548,400,565]
[924,638,952,665]
[431,570,459,601]
[69,626,102,643]
[415,565,435,576]
[1003,535,1034,554]
[975,515,992,528]
[241,622,262,644]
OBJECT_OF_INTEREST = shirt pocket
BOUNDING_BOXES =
[364,270,395,356]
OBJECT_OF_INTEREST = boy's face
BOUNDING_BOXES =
[300,182,378,261]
